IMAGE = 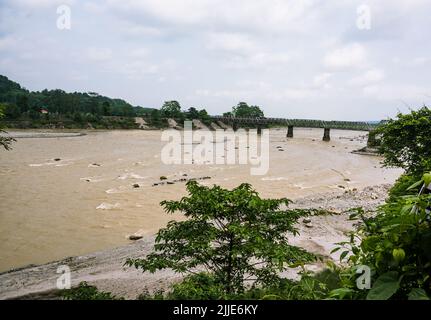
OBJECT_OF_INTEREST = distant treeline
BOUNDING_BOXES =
[0,75,266,129]
[0,75,156,126]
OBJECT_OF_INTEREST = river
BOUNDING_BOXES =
[0,128,401,272]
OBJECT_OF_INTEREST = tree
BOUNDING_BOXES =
[198,109,211,124]
[186,107,200,119]
[126,181,315,295]
[160,100,182,119]
[149,109,163,127]
[0,103,15,150]
[102,101,111,116]
[232,102,264,118]
[3,102,20,119]
[16,94,29,113]
[375,107,431,174]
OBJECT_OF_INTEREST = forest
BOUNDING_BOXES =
[0,75,264,129]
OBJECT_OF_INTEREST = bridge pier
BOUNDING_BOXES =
[322,128,331,142]
[286,125,294,138]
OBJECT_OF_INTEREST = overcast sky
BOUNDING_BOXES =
[0,0,430,120]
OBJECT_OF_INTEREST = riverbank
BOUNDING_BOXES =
[0,184,391,300]
[0,131,87,139]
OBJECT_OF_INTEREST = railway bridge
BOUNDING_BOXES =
[211,116,378,142]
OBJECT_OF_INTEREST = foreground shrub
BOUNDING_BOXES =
[332,174,431,300]
[138,268,345,300]
[387,173,421,202]
[61,282,122,300]
[127,181,316,295]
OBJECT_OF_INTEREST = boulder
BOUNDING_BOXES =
[129,235,143,241]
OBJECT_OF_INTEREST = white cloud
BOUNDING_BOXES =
[349,69,385,86]
[313,73,332,89]
[128,48,149,58]
[206,32,292,70]
[124,25,164,37]
[207,32,256,54]
[9,0,74,8]
[410,57,431,66]
[0,36,18,51]
[323,43,367,70]
[363,84,430,101]
[86,47,113,62]
[106,0,316,34]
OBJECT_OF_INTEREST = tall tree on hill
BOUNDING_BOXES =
[232,102,264,118]
[160,100,182,119]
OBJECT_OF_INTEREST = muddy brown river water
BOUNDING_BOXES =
[0,128,402,272]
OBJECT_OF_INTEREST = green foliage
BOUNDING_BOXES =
[127,181,315,295]
[388,173,421,202]
[167,273,226,300]
[0,74,150,126]
[333,174,431,300]
[375,106,431,174]
[198,109,212,125]
[184,107,212,125]
[160,100,183,119]
[186,107,200,119]
[139,269,342,300]
[0,103,15,150]
[232,102,264,118]
[61,282,122,300]
[366,271,400,300]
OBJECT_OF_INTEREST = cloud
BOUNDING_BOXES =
[313,73,333,89]
[363,84,430,102]
[0,36,18,51]
[206,32,291,70]
[86,47,113,62]
[8,0,74,8]
[0,0,430,120]
[106,0,316,34]
[410,57,431,66]
[323,43,368,70]
[207,32,256,54]
[349,69,385,86]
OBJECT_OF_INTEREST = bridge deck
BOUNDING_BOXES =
[210,116,376,131]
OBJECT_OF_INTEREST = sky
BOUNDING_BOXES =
[0,0,430,121]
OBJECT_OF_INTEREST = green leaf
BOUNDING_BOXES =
[328,288,354,300]
[408,288,429,300]
[366,271,400,300]
[423,173,431,187]
[392,248,406,263]
[330,247,341,254]
[339,250,349,261]
[406,179,423,191]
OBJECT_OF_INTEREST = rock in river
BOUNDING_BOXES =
[128,235,143,241]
